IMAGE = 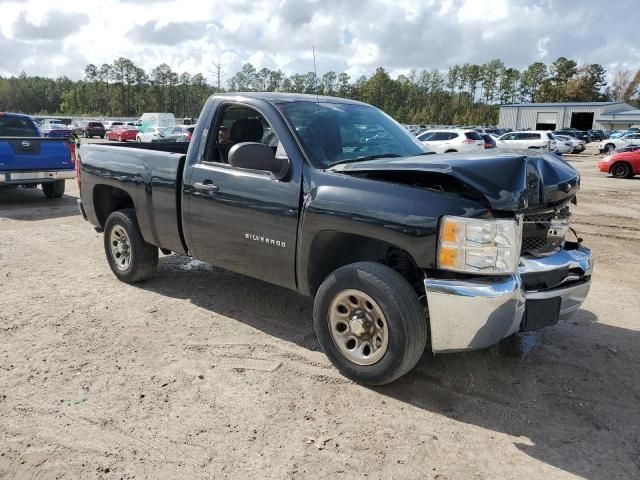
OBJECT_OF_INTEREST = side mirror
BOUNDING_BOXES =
[228,142,290,180]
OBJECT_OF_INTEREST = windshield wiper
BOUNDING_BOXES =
[327,153,402,168]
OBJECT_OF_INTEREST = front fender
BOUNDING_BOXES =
[297,169,487,295]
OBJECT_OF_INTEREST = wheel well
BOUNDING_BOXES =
[93,184,135,228]
[444,149,457,153]
[307,232,422,296]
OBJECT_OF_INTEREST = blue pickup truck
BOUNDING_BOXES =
[0,112,75,198]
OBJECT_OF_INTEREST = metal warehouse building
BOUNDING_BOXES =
[498,102,640,131]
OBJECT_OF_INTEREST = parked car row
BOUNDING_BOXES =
[414,129,591,155]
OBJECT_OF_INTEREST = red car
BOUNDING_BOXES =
[598,148,640,178]
[106,125,138,142]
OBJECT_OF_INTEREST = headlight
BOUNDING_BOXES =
[437,216,521,274]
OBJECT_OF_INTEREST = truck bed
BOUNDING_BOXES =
[79,142,190,254]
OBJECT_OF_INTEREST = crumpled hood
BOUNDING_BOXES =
[331,152,580,212]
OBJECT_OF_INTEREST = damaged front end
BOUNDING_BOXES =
[335,151,594,352]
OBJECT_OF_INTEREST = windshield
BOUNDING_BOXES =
[278,102,427,168]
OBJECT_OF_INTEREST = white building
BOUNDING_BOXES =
[498,102,640,131]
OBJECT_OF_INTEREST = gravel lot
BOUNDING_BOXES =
[1,143,639,479]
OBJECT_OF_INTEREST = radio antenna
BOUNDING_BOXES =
[312,46,320,105]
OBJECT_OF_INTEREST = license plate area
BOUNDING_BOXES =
[520,297,561,332]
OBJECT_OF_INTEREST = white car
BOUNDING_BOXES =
[599,133,640,154]
[495,131,556,151]
[136,126,180,143]
[416,129,484,153]
[553,135,579,154]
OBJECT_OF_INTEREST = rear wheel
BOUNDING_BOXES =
[313,262,427,385]
[42,180,65,198]
[118,135,123,142]
[104,209,158,283]
[611,162,632,179]
[136,136,142,142]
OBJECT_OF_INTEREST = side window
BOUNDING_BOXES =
[206,105,280,164]
[515,133,528,140]
[432,132,448,141]
[447,132,458,140]
[531,133,541,139]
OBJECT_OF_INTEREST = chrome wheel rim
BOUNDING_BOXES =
[328,289,389,366]
[109,225,132,271]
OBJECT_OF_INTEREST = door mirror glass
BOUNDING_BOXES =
[228,142,290,180]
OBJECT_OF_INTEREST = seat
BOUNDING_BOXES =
[219,118,265,163]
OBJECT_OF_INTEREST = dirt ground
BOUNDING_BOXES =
[1,143,639,479]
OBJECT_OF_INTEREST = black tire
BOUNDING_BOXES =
[611,162,632,179]
[83,130,88,138]
[42,180,65,198]
[313,262,427,385]
[100,135,105,139]
[103,209,158,283]
[605,143,616,154]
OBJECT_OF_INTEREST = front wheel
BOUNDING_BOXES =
[42,180,65,198]
[313,262,427,385]
[136,136,142,142]
[103,209,158,283]
[605,143,616,154]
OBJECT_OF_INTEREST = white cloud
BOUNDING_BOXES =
[0,0,637,85]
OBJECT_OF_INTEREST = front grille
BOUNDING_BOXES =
[521,208,570,257]
[521,237,560,255]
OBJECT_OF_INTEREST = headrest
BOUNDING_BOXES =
[230,118,264,143]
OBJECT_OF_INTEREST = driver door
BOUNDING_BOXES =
[183,103,302,290]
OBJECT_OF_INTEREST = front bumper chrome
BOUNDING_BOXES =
[425,245,593,352]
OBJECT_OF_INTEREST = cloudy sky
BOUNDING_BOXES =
[0,0,638,84]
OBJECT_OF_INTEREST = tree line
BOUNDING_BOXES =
[0,56,638,125]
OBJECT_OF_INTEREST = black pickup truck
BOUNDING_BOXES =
[77,93,593,385]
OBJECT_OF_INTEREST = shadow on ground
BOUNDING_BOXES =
[140,254,640,480]
[0,186,80,221]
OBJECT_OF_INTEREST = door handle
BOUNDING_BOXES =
[193,181,219,193]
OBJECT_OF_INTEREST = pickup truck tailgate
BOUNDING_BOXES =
[0,137,72,172]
